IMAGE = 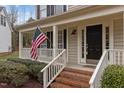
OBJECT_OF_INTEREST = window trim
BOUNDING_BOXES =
[1,15,6,27]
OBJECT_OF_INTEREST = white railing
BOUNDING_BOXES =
[41,49,66,88]
[20,48,63,63]
[89,49,124,88]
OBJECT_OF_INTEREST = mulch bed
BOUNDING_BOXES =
[0,79,43,88]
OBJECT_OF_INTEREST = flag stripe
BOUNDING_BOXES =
[31,33,44,48]
[31,37,47,58]
[30,26,47,60]
[31,35,47,54]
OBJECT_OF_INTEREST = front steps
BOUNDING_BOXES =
[50,68,93,88]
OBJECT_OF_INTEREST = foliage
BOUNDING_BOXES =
[7,58,35,66]
[101,65,124,88]
[7,6,19,51]
[0,61,29,87]
[7,58,47,82]
[28,64,45,79]
[37,72,43,83]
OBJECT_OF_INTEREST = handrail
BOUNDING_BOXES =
[89,49,124,88]
[41,49,66,72]
[89,50,108,88]
[41,49,66,88]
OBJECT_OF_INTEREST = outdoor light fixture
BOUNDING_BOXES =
[71,29,77,35]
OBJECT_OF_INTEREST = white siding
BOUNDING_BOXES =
[0,9,12,53]
[68,27,78,63]
[113,19,124,49]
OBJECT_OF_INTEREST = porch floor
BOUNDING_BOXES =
[66,63,95,72]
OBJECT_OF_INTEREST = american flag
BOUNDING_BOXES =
[30,26,47,60]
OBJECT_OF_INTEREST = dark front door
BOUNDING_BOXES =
[86,24,102,59]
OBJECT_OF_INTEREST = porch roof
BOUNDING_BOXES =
[16,5,122,32]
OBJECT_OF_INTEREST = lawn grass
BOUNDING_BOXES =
[0,51,19,61]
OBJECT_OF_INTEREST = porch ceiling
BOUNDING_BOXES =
[16,5,123,32]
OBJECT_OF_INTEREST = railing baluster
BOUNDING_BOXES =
[48,67,50,82]
[89,49,124,88]
[40,49,66,88]
[43,70,47,88]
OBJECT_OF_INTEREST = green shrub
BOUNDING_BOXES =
[7,58,47,66]
[101,65,124,88]
[28,64,46,79]
[7,58,35,66]
[11,75,29,87]
[7,58,47,82]
[0,61,29,87]
[37,72,43,83]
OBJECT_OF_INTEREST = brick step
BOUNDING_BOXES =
[50,82,73,88]
[55,77,90,88]
[50,67,93,88]
[64,67,93,76]
[60,71,91,82]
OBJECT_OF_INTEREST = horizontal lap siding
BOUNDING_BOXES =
[68,29,78,63]
[113,19,124,49]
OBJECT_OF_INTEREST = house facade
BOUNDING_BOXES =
[0,7,12,53]
[35,5,67,19]
[16,5,124,87]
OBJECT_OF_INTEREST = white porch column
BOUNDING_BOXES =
[53,25,58,57]
[19,32,23,58]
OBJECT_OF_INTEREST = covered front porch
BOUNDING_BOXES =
[19,11,123,67]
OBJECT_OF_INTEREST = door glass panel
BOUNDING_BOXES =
[58,30,63,49]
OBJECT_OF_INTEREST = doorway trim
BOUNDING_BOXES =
[79,23,105,65]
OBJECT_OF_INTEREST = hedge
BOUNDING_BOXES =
[0,61,29,87]
[101,65,124,88]
[7,58,47,82]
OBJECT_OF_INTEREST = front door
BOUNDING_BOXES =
[86,24,102,60]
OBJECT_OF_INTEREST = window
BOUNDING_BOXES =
[46,5,67,17]
[23,32,33,48]
[58,29,67,49]
[55,5,67,15]
[40,5,47,18]
[58,30,63,48]
[40,32,47,48]
[47,31,53,48]
[40,31,53,48]
[1,15,6,27]
[47,5,50,17]
[82,30,84,58]
[1,15,4,25]
[63,5,67,12]
[4,16,6,26]
[105,27,109,49]
[50,5,54,16]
